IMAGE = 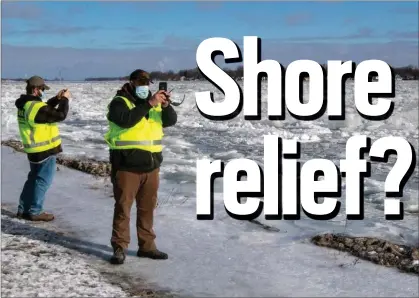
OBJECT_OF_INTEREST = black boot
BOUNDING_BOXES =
[137,249,168,260]
[110,247,126,265]
[16,212,27,219]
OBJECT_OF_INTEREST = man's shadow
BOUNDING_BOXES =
[1,208,138,261]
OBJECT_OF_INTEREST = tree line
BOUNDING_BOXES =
[84,64,419,81]
[2,64,418,82]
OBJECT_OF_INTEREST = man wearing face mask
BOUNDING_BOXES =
[104,69,177,265]
[15,75,71,221]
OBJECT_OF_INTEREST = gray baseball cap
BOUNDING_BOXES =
[26,75,50,90]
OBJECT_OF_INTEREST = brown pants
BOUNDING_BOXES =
[110,168,159,251]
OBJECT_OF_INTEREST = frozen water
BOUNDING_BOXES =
[1,80,419,296]
[2,80,418,213]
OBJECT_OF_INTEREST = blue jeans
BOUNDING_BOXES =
[18,156,56,215]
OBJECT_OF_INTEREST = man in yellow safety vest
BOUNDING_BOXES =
[104,69,177,265]
[15,75,71,222]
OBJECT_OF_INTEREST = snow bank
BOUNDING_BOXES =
[1,214,128,298]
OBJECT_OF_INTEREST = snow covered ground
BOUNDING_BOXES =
[1,80,419,297]
[1,214,128,297]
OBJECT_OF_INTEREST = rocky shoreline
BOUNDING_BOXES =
[312,233,419,275]
[2,139,111,177]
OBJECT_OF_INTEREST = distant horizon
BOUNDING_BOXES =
[2,1,418,80]
[2,62,418,82]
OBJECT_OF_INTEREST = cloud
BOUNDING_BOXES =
[67,6,85,15]
[1,44,196,80]
[2,40,417,80]
[264,27,374,42]
[240,39,416,67]
[2,2,42,19]
[267,28,417,43]
[119,40,156,46]
[162,35,200,49]
[342,17,358,25]
[195,2,223,11]
[391,7,419,15]
[284,12,313,26]
[2,24,149,39]
[121,27,154,41]
[387,30,419,40]
[4,25,101,36]
[130,2,171,12]
[350,27,374,38]
[234,12,288,29]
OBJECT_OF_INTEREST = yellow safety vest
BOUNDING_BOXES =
[104,96,164,152]
[17,101,62,154]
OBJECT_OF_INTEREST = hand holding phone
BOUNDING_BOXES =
[158,82,167,92]
[157,82,184,107]
[149,90,166,106]
[57,88,71,99]
[158,82,171,107]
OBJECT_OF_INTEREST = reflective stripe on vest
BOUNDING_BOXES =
[104,96,164,152]
[114,140,162,146]
[17,101,62,153]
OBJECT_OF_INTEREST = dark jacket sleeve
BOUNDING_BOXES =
[46,96,60,108]
[34,97,69,124]
[107,97,153,129]
[162,105,177,128]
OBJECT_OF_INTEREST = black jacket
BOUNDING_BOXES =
[107,83,177,173]
[15,94,69,163]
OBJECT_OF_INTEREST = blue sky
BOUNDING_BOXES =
[2,1,418,80]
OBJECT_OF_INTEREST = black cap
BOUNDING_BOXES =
[26,75,50,90]
[129,69,153,84]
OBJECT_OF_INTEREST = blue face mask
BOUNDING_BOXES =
[135,86,149,99]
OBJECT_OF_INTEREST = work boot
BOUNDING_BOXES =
[16,212,29,220]
[137,249,168,260]
[28,212,55,222]
[110,247,126,265]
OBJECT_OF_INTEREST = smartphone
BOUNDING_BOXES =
[159,82,167,92]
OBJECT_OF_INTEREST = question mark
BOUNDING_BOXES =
[369,136,416,220]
